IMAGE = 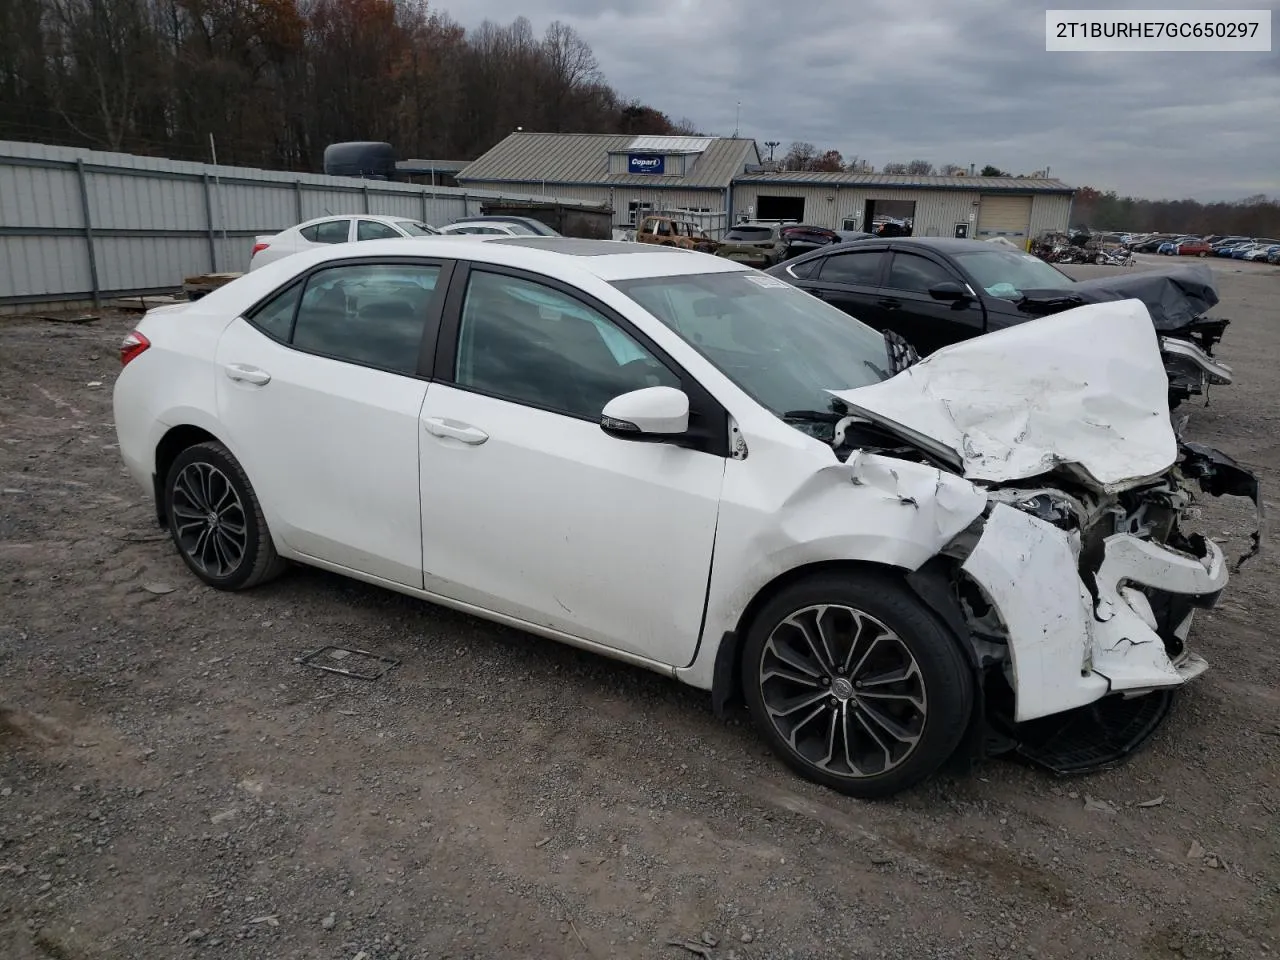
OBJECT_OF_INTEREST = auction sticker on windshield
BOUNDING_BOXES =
[1046,10,1271,52]
[745,274,791,288]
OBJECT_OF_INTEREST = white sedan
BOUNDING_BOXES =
[249,214,440,271]
[437,222,531,237]
[112,236,1256,798]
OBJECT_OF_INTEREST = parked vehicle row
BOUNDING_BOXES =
[113,233,1259,800]
[1119,231,1280,264]
[249,214,559,270]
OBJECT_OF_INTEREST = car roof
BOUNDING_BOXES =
[296,213,416,228]
[219,236,750,308]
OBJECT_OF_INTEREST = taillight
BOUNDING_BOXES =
[252,242,270,256]
[120,330,150,367]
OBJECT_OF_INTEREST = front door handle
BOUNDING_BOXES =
[224,363,271,385]
[423,417,489,445]
[877,298,902,309]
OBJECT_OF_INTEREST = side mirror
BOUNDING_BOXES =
[601,386,689,440]
[928,280,969,301]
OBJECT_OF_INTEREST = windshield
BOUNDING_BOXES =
[396,220,439,236]
[951,247,1074,299]
[613,271,890,429]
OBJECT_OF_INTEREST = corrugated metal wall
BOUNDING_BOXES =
[1029,194,1074,240]
[0,141,607,311]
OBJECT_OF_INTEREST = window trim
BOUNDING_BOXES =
[241,255,457,380]
[435,262,730,457]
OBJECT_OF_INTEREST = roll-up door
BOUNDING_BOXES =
[977,195,1033,246]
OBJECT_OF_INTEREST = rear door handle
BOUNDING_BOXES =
[877,298,902,309]
[224,363,271,385]
[423,417,489,445]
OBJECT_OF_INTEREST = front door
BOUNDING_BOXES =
[875,250,986,354]
[417,266,726,666]
[215,259,449,587]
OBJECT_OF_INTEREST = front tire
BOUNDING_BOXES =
[742,573,974,799]
[164,441,286,591]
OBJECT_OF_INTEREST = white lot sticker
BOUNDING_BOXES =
[745,274,790,288]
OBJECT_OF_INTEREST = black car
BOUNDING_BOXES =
[764,237,1233,404]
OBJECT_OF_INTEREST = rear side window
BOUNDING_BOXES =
[725,226,775,242]
[787,258,821,280]
[290,263,441,374]
[247,281,303,340]
[300,220,351,244]
[818,251,883,285]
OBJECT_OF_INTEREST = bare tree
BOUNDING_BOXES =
[939,163,966,176]
[881,161,908,175]
[905,159,935,175]
[782,140,817,171]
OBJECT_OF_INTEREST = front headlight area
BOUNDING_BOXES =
[935,471,1223,727]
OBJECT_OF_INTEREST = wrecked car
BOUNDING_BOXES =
[112,237,1260,800]
[766,238,1233,407]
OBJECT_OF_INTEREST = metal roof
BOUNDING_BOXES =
[457,133,759,189]
[733,172,1075,193]
[626,135,716,153]
[396,159,468,174]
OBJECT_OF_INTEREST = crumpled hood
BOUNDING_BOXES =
[829,299,1178,491]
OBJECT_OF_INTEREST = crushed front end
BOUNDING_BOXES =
[947,444,1261,773]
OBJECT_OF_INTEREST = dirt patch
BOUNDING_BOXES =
[1,273,1279,959]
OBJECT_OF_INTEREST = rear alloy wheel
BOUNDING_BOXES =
[742,574,974,799]
[164,441,286,591]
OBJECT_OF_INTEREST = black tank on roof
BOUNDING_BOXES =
[323,142,396,179]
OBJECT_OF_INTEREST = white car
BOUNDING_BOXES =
[249,215,439,271]
[437,222,531,237]
[112,236,1258,798]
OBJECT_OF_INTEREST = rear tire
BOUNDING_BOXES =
[741,572,974,799]
[163,441,286,591]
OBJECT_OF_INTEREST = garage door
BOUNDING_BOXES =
[977,195,1033,245]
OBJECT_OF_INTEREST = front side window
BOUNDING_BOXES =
[885,253,956,294]
[454,271,678,419]
[290,263,441,374]
[614,271,889,432]
[356,219,402,241]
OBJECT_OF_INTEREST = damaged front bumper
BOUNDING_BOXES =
[960,504,1225,723]
[951,442,1261,736]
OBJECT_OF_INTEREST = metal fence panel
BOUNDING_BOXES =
[0,139,608,309]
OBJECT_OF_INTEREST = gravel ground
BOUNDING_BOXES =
[1,259,1277,960]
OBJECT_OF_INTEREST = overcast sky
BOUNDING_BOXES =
[449,0,1278,201]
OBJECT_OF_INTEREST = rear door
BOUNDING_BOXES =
[215,256,452,587]
[875,249,986,354]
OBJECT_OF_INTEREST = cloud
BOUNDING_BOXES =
[447,0,1279,200]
